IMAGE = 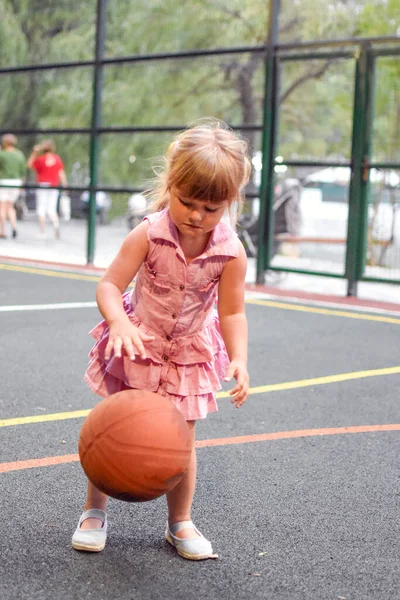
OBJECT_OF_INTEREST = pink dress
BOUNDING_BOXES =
[84,209,239,420]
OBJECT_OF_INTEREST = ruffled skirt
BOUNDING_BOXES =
[84,294,229,421]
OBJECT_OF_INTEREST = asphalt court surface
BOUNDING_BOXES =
[1,263,400,600]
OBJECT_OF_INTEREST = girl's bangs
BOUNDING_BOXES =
[176,164,237,204]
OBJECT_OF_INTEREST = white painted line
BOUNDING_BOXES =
[0,302,97,312]
[2,295,398,318]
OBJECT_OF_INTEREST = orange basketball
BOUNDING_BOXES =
[78,390,192,502]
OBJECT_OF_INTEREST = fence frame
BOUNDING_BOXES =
[1,0,399,293]
[256,1,400,293]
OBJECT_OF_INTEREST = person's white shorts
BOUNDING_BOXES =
[36,186,59,217]
[0,179,22,204]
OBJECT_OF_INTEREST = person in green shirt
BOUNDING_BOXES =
[0,134,26,238]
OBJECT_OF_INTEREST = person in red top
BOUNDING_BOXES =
[27,139,67,238]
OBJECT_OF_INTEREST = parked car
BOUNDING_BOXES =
[16,188,111,224]
[126,193,148,230]
[80,190,112,224]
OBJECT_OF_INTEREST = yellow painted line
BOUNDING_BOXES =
[246,298,400,325]
[216,365,400,398]
[0,263,100,282]
[1,365,400,428]
[0,263,136,288]
[0,409,92,428]
[2,262,398,324]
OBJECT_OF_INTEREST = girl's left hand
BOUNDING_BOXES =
[224,360,249,408]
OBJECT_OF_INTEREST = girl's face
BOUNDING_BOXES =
[169,186,228,240]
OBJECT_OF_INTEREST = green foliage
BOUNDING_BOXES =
[0,0,399,217]
[278,59,356,160]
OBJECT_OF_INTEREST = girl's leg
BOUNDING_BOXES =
[78,480,108,530]
[166,420,200,540]
[77,421,196,533]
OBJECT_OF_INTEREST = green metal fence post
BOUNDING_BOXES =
[87,0,107,265]
[345,44,369,296]
[356,49,375,283]
[256,0,280,284]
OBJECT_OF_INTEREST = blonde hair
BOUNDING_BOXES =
[148,120,251,220]
[40,139,56,153]
[1,134,18,148]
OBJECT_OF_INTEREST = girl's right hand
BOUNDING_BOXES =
[104,318,155,361]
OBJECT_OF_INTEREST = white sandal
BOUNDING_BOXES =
[71,509,107,552]
[165,520,218,560]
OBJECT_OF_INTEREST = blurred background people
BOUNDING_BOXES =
[27,139,67,238]
[0,133,26,239]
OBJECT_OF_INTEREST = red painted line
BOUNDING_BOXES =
[245,284,400,313]
[0,454,80,473]
[195,424,400,447]
[1,424,399,474]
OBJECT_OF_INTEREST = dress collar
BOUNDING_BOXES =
[146,209,239,259]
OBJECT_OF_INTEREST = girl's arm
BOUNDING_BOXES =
[217,242,249,407]
[97,220,155,361]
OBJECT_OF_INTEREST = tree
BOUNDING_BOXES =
[0,0,398,204]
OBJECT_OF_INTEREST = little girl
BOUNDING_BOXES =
[72,120,251,560]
